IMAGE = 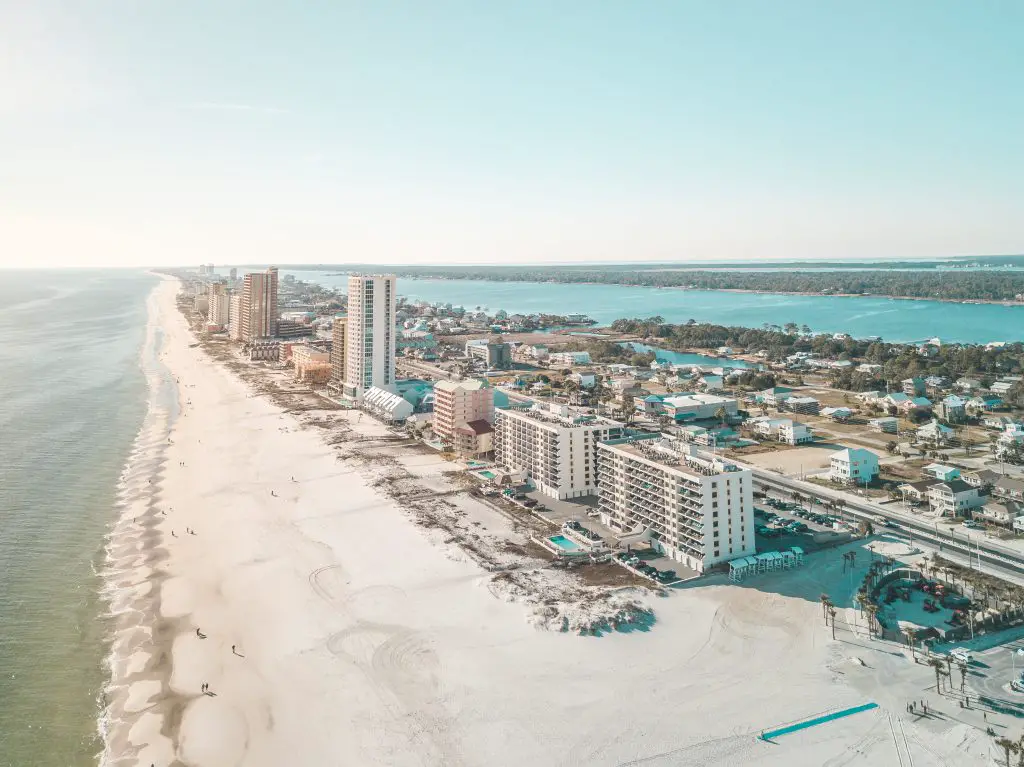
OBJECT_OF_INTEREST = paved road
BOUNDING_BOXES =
[755,471,1024,586]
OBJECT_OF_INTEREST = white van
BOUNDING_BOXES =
[949,648,973,664]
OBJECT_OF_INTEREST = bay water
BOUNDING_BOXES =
[287,271,1024,344]
[0,270,155,766]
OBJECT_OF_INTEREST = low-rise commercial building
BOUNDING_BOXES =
[597,436,755,572]
[292,345,332,384]
[659,394,738,422]
[548,351,592,366]
[784,396,820,416]
[869,416,899,434]
[465,338,512,369]
[362,386,414,423]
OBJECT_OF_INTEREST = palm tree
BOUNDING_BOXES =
[905,627,917,659]
[957,660,968,692]
[928,657,946,693]
[996,738,1019,767]
[863,603,879,637]
[828,606,838,640]
[820,593,831,621]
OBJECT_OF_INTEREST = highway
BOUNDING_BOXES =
[754,470,1024,586]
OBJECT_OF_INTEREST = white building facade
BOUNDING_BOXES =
[493,405,625,499]
[344,275,397,400]
[829,448,879,485]
[598,437,755,572]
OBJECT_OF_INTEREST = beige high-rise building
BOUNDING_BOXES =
[343,275,396,400]
[207,283,230,326]
[330,316,347,385]
[433,379,495,457]
[240,267,279,342]
[229,295,243,340]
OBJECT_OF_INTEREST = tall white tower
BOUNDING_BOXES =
[343,275,396,400]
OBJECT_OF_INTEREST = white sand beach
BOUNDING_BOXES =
[99,277,1004,766]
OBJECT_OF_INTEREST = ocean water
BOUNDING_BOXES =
[286,272,1024,344]
[0,270,155,766]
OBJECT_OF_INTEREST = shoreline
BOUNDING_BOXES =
[96,276,1000,766]
[99,277,655,765]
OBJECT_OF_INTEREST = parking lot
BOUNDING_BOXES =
[753,499,847,553]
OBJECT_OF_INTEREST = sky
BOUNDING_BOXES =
[1,1,1023,268]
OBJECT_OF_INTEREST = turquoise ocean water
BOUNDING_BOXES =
[287,271,1024,344]
[0,270,155,766]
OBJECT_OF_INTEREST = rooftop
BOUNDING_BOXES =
[602,436,744,479]
[497,404,623,430]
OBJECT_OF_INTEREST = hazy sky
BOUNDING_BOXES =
[2,2,1022,268]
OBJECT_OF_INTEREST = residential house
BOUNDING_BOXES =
[699,375,725,392]
[777,420,813,445]
[997,427,1024,460]
[982,415,1017,430]
[978,501,1024,527]
[927,479,983,517]
[904,396,933,413]
[993,476,1024,503]
[917,419,954,445]
[955,378,982,393]
[897,479,940,506]
[923,463,960,481]
[902,377,926,396]
[925,376,951,391]
[821,406,853,421]
[760,386,794,407]
[882,392,911,410]
[967,396,1002,414]
[857,390,884,404]
[869,416,899,434]
[990,381,1016,396]
[936,395,967,423]
[570,372,597,390]
[857,364,883,375]
[962,468,1002,490]
[829,448,880,485]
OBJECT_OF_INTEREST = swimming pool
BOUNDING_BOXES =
[473,469,496,480]
[549,535,581,552]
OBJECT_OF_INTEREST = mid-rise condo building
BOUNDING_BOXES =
[598,436,755,572]
[434,379,495,457]
[493,404,625,499]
